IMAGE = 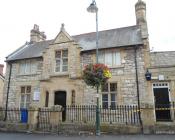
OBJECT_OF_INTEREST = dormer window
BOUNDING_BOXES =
[55,49,68,72]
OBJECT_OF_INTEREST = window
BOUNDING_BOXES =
[20,86,31,108]
[45,91,49,107]
[71,90,75,105]
[101,83,117,109]
[19,60,37,74]
[98,50,121,67]
[55,50,68,72]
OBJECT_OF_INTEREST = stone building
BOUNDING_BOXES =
[0,64,4,106]
[3,0,175,131]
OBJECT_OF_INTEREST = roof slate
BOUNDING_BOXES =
[6,25,143,61]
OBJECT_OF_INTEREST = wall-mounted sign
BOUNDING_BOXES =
[33,88,40,101]
[158,75,164,81]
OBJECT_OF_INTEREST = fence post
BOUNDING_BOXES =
[28,106,39,132]
[141,103,155,134]
[50,105,62,132]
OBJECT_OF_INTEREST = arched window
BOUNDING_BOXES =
[71,90,75,105]
[45,91,49,107]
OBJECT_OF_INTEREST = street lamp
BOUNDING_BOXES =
[87,0,100,136]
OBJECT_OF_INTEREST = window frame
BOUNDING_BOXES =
[101,83,117,109]
[20,86,31,108]
[19,60,37,75]
[55,49,68,73]
[98,49,121,67]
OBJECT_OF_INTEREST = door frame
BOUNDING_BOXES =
[152,82,172,121]
[54,90,67,121]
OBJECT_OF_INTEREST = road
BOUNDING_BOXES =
[0,132,175,140]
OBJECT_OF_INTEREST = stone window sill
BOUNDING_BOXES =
[109,64,124,69]
[50,72,69,77]
[17,73,39,76]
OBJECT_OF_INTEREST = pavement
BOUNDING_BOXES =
[0,132,175,140]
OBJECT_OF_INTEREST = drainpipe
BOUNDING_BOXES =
[4,62,12,121]
[134,46,143,132]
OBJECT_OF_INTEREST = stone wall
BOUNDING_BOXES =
[149,51,175,103]
[0,77,4,106]
[3,58,43,107]
[81,46,147,105]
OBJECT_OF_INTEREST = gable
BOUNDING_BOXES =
[54,32,72,44]
[52,24,73,44]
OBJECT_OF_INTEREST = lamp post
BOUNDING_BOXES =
[87,0,100,136]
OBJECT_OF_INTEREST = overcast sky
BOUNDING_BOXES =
[0,0,175,66]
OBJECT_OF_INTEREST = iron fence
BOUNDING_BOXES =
[1,103,175,133]
[0,108,21,122]
[0,105,141,125]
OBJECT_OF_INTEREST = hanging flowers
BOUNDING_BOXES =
[83,63,112,88]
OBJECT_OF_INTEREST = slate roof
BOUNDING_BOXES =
[6,25,143,62]
[150,51,175,67]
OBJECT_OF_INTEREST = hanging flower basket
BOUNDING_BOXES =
[83,63,112,88]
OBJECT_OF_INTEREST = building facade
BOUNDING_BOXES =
[3,0,175,131]
[0,64,4,107]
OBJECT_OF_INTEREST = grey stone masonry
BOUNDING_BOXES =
[3,58,43,107]
[81,46,146,105]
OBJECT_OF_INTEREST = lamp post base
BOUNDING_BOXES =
[96,90,100,136]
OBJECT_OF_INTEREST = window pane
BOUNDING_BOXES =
[55,66,60,72]
[113,52,121,65]
[21,95,25,102]
[110,83,117,92]
[102,94,108,108]
[98,51,104,64]
[55,51,61,58]
[62,66,68,72]
[19,63,25,74]
[21,87,25,93]
[63,59,68,65]
[26,86,31,93]
[111,94,116,102]
[101,84,108,92]
[31,62,37,73]
[62,50,68,57]
[26,94,31,102]
[25,62,30,73]
[102,94,108,101]
[20,102,24,108]
[105,51,112,66]
[111,102,116,109]
[55,60,61,72]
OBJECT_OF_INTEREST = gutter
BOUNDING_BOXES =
[4,63,12,121]
[134,46,143,132]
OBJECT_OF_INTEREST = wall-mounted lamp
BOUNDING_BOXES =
[145,69,151,81]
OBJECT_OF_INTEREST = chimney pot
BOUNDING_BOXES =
[30,24,46,43]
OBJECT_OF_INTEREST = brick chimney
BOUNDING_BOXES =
[30,24,46,43]
[0,64,4,75]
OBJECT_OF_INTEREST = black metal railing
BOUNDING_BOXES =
[0,105,141,125]
[0,108,21,122]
